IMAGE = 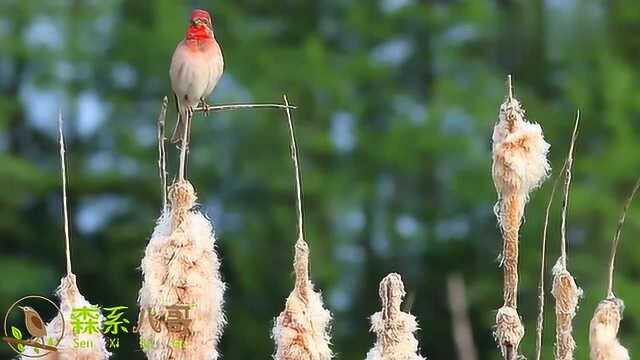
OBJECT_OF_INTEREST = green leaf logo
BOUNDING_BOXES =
[11,326,22,340]
[11,326,24,352]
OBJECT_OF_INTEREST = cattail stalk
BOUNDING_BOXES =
[492,76,551,359]
[273,95,333,360]
[176,101,295,182]
[22,113,110,359]
[366,273,425,360]
[589,177,639,360]
[551,113,582,360]
[158,96,168,209]
[534,159,567,360]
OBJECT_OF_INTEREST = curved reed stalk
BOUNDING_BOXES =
[589,176,639,360]
[272,96,333,360]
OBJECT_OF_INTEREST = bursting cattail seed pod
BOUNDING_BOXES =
[138,180,226,360]
[365,273,425,360]
[272,239,333,360]
[272,96,333,360]
[21,274,111,359]
[494,306,524,360]
[492,76,550,359]
[589,298,629,360]
[551,260,582,360]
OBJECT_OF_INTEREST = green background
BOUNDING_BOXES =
[1,0,639,359]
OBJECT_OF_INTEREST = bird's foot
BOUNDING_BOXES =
[199,98,211,116]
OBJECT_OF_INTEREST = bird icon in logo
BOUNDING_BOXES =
[18,306,47,345]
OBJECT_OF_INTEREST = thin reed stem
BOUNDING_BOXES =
[58,112,72,275]
[559,111,580,266]
[157,96,168,208]
[175,101,295,183]
[534,159,567,360]
[193,102,296,113]
[606,176,640,298]
[177,110,191,182]
[283,95,304,241]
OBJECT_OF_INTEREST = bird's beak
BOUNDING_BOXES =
[18,306,25,311]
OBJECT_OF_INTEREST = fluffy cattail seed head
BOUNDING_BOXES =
[21,274,110,359]
[551,260,582,360]
[138,180,226,360]
[589,298,629,360]
[492,97,551,199]
[365,273,425,360]
[272,238,332,360]
[495,306,524,359]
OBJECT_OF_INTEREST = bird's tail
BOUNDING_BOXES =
[171,94,187,144]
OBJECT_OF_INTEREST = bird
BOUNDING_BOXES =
[169,8,224,145]
[18,306,47,344]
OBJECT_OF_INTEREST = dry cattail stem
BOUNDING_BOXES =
[366,273,425,360]
[22,114,110,359]
[138,180,226,360]
[588,177,639,360]
[193,102,296,113]
[589,298,629,360]
[273,96,333,360]
[551,113,581,360]
[534,160,567,360]
[606,176,640,298]
[175,101,295,182]
[491,76,550,359]
[157,96,168,209]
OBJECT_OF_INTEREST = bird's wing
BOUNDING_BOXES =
[32,317,44,331]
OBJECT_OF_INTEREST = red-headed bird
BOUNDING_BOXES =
[170,9,224,143]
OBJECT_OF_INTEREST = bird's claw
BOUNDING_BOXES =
[199,98,211,116]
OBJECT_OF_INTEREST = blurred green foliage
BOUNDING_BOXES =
[1,0,639,359]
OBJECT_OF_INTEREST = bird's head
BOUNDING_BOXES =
[19,306,38,315]
[186,9,214,40]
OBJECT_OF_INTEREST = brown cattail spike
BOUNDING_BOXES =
[492,76,550,359]
[366,273,425,360]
